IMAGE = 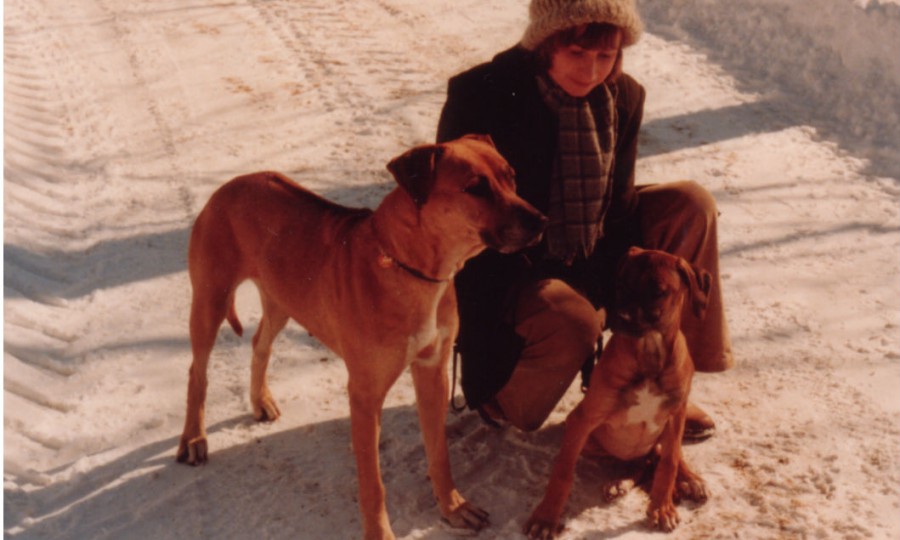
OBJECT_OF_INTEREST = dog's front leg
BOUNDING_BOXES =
[411,361,489,532]
[646,405,686,532]
[348,380,395,540]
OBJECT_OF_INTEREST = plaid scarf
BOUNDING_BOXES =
[538,75,617,263]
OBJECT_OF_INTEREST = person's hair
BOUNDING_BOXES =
[534,23,624,82]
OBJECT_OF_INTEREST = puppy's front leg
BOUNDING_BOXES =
[646,404,686,532]
[411,361,489,531]
[524,402,594,539]
[525,367,622,539]
[525,378,629,540]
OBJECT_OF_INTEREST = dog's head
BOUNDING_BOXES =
[611,247,712,336]
[386,134,547,254]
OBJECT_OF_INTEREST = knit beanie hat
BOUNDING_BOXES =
[521,0,643,50]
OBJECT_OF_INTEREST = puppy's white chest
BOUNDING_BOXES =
[624,382,666,432]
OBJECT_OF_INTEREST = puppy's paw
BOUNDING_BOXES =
[602,477,635,502]
[524,507,564,540]
[676,474,708,504]
[524,518,563,540]
[176,436,208,465]
[647,501,680,532]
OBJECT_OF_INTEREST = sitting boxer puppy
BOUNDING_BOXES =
[525,247,711,538]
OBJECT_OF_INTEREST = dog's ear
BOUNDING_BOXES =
[386,144,445,208]
[676,258,712,318]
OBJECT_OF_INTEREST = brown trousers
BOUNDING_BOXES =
[494,181,733,431]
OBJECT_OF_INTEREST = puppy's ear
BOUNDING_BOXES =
[462,133,496,148]
[677,258,712,319]
[615,246,644,276]
[386,144,445,208]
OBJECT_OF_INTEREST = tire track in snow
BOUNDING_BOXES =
[3,0,198,465]
[3,0,106,449]
[245,0,491,180]
[248,0,432,165]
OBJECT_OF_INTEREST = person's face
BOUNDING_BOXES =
[548,34,621,97]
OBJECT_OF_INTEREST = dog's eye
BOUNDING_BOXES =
[652,288,669,300]
[463,175,493,199]
[506,167,517,187]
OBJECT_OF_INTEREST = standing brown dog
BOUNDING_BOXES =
[525,247,711,538]
[177,135,546,540]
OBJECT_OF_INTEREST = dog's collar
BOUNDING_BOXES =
[376,251,450,284]
[370,219,452,284]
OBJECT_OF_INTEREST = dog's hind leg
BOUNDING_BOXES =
[250,289,288,422]
[177,279,238,465]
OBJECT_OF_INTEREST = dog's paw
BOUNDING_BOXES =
[176,436,208,465]
[252,395,281,422]
[675,474,708,504]
[441,500,490,533]
[647,502,680,532]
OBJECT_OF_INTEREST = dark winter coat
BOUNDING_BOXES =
[436,45,647,409]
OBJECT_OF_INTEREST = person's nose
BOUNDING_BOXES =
[581,54,603,82]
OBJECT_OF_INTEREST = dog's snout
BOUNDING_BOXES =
[484,203,547,254]
[520,205,548,236]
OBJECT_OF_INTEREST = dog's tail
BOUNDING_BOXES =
[226,300,243,337]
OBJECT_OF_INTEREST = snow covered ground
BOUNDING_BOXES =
[4,0,898,538]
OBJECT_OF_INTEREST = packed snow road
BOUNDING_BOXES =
[4,0,899,538]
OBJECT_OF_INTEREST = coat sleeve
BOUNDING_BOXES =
[436,70,490,143]
[606,73,646,225]
[436,67,528,409]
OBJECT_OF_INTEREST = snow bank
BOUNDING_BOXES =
[638,0,900,178]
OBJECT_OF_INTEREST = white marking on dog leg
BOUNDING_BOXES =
[410,326,451,367]
[406,289,453,367]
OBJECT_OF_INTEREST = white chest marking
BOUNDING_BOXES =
[625,384,666,432]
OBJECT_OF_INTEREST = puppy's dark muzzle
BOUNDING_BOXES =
[610,300,662,336]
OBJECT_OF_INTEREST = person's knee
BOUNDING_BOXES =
[499,280,602,432]
[520,280,603,354]
[551,307,602,366]
[517,413,549,433]
[671,181,718,225]
[494,387,557,432]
